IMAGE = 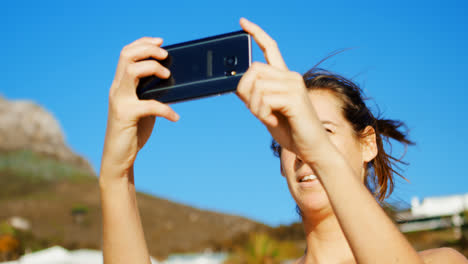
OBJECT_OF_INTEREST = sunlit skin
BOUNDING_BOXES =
[280,90,377,263]
[281,90,372,215]
[99,17,468,264]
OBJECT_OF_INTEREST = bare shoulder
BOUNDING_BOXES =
[418,247,468,263]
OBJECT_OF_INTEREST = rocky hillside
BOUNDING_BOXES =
[0,96,93,174]
[0,96,269,259]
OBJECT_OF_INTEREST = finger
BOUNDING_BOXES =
[253,83,290,127]
[127,37,164,48]
[119,61,170,95]
[262,94,292,117]
[249,62,290,79]
[120,43,169,63]
[252,79,291,95]
[240,18,288,70]
[237,62,288,103]
[258,101,278,127]
[136,100,180,122]
[236,64,258,104]
[256,96,271,122]
[249,91,279,127]
[249,79,288,116]
[126,60,171,82]
[249,78,262,116]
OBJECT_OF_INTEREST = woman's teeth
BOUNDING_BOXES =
[300,174,317,182]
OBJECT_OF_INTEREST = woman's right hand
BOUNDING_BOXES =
[100,37,180,184]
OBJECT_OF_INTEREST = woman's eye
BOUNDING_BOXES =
[325,128,333,133]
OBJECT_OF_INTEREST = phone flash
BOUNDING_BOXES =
[231,71,237,75]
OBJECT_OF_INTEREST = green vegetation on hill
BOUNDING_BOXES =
[224,232,303,264]
[0,149,269,260]
[0,149,93,181]
[0,149,94,200]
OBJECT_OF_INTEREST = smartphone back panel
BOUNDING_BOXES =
[137,30,251,103]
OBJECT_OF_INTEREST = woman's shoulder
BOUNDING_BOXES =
[418,247,468,263]
[290,248,467,263]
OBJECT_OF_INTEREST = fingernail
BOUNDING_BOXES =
[163,67,171,77]
[162,49,168,57]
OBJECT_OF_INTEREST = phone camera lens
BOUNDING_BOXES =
[224,56,238,67]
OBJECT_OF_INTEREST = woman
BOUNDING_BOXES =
[99,18,468,264]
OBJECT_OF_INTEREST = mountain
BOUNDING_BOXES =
[0,96,94,174]
[0,96,270,259]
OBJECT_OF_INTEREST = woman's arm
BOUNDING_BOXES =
[419,248,468,263]
[100,166,151,264]
[100,37,179,264]
[310,150,468,263]
[310,148,425,264]
[237,18,468,264]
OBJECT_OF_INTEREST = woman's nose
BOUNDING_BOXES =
[294,156,304,170]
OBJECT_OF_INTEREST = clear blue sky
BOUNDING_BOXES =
[2,0,467,226]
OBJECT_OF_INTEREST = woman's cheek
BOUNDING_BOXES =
[327,133,342,152]
[339,136,365,179]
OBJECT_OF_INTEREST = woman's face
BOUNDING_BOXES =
[280,90,375,216]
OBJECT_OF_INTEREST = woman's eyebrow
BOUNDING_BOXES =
[321,120,338,126]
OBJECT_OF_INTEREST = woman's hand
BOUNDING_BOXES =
[237,18,332,163]
[100,37,180,183]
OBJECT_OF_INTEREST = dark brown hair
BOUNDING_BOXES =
[271,68,414,202]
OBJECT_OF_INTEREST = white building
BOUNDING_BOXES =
[411,193,468,217]
[397,193,468,233]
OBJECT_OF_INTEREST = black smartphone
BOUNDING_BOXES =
[136,30,252,104]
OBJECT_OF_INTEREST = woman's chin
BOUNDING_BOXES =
[296,190,330,214]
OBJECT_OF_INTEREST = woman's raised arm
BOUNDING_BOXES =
[99,37,179,264]
[237,18,468,264]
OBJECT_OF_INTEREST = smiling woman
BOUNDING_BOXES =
[271,68,415,210]
[268,69,420,263]
[98,17,468,264]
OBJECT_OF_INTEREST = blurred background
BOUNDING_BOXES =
[1,0,467,263]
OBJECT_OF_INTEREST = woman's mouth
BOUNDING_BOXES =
[299,174,317,182]
[297,174,319,187]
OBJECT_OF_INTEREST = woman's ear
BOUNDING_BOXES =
[361,126,378,163]
[280,163,285,177]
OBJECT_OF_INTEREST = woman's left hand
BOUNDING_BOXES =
[237,18,332,162]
